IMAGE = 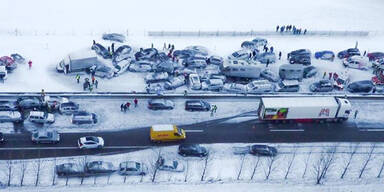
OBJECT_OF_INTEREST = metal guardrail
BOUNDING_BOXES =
[148,30,370,37]
[0,92,382,100]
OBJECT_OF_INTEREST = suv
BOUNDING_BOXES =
[148,99,174,110]
[310,80,333,92]
[71,111,97,124]
[275,80,300,92]
[288,49,311,65]
[178,144,208,157]
[85,161,115,175]
[31,129,60,144]
[59,101,79,115]
[0,111,22,123]
[185,100,211,111]
[0,101,18,111]
[29,111,55,124]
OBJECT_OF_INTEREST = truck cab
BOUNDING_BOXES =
[150,124,186,143]
[335,98,352,120]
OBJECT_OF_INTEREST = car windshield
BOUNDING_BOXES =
[177,128,183,135]
[135,162,141,169]
[86,137,98,142]
[232,52,240,57]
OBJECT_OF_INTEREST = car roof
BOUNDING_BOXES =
[152,124,174,131]
[30,111,45,116]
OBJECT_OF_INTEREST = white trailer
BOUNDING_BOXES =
[56,49,98,73]
[258,97,352,122]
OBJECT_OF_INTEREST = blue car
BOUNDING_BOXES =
[315,51,335,61]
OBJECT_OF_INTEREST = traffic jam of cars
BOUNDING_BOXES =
[56,33,384,94]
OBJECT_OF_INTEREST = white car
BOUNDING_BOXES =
[78,136,104,149]
[223,83,247,94]
[342,56,370,70]
[29,111,55,124]
[156,157,185,172]
[119,161,148,176]
[246,80,275,93]
[189,73,201,90]
[228,49,252,61]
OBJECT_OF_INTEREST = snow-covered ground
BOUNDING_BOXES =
[1,143,384,191]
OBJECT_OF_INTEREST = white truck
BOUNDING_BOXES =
[57,50,98,74]
[257,97,352,122]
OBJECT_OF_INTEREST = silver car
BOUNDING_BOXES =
[31,129,60,144]
[145,72,169,83]
[118,161,147,176]
[246,80,275,93]
[0,111,22,123]
[223,83,247,94]
[156,157,184,172]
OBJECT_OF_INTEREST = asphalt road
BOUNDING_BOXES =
[1,116,384,160]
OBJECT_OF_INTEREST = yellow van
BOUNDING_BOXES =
[150,124,186,143]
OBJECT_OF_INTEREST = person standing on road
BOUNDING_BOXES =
[95,79,98,89]
[278,51,282,60]
[270,46,274,53]
[266,59,270,68]
[354,110,359,119]
[120,103,124,112]
[276,25,280,32]
[28,60,32,69]
[323,71,327,79]
[126,102,131,110]
[89,84,93,92]
[76,74,80,83]
[212,105,217,113]
[111,43,115,54]
[329,72,333,80]
[134,98,138,107]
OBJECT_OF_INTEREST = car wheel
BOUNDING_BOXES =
[97,145,103,149]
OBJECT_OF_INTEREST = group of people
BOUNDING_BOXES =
[276,25,307,35]
[120,98,138,112]
[79,75,98,92]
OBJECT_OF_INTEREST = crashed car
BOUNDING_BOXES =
[260,69,279,82]
[303,66,317,78]
[0,56,17,71]
[164,75,185,90]
[10,53,25,64]
[173,49,195,59]
[241,41,259,50]
[154,61,175,73]
[251,38,268,47]
[337,48,360,59]
[343,56,370,70]
[228,49,252,61]
[223,83,247,94]
[91,43,111,59]
[185,59,207,68]
[314,50,335,61]
[257,52,276,64]
[94,65,116,79]
[56,163,85,177]
[102,33,125,43]
[146,82,165,93]
[246,80,274,93]
[347,80,374,93]
[135,48,158,61]
[156,156,184,172]
[310,80,334,92]
[207,55,224,65]
[145,72,169,83]
[367,52,384,61]
[112,45,132,64]
[129,60,154,72]
[201,79,224,91]
[184,46,209,56]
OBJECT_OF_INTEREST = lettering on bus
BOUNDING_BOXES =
[318,108,330,117]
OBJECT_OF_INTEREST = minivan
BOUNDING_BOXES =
[59,101,79,115]
[150,124,186,143]
[29,111,55,124]
[71,111,97,124]
[275,80,300,92]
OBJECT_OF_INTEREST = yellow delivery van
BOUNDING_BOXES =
[150,124,186,143]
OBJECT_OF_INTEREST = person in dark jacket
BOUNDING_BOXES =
[270,46,274,53]
[111,43,115,54]
[266,59,270,68]
[276,25,280,32]
[120,103,124,111]
[278,51,282,60]
[134,98,138,107]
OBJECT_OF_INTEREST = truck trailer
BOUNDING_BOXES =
[56,50,98,73]
[257,97,352,122]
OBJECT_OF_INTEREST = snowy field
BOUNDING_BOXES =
[1,143,384,192]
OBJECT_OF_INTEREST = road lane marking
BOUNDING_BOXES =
[185,130,204,133]
[359,129,384,132]
[0,146,150,150]
[270,129,304,132]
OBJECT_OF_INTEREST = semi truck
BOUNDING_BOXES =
[257,97,352,122]
[56,50,98,74]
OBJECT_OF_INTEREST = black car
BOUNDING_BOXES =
[91,43,111,59]
[288,49,311,65]
[185,100,211,112]
[287,49,311,58]
[55,163,85,177]
[10,53,25,64]
[303,66,317,78]
[148,99,175,110]
[16,97,42,109]
[310,80,333,92]
[178,144,208,157]
[347,80,374,93]
[0,101,18,111]
[337,48,360,59]
[0,132,5,144]
[249,145,277,156]
[112,45,132,64]
[134,48,158,61]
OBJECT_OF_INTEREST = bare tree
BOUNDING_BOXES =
[284,147,298,180]
[52,157,57,186]
[359,144,376,179]
[250,155,260,180]
[78,156,88,185]
[201,153,212,182]
[34,158,41,186]
[340,143,359,179]
[237,154,246,180]
[184,160,190,182]
[19,160,27,186]
[312,146,337,184]
[264,155,278,180]
[6,160,13,186]
[302,149,312,179]
[147,148,162,183]
[377,159,384,178]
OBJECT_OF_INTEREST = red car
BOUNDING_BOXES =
[0,56,16,71]
[367,52,384,61]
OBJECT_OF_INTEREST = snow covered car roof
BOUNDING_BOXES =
[261,97,339,108]
[152,124,175,131]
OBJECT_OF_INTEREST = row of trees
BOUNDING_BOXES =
[1,144,383,187]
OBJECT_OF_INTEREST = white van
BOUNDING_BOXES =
[29,111,55,124]
[189,74,201,90]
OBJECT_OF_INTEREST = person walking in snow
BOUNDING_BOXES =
[163,43,167,50]
[134,98,138,107]
[329,72,333,80]
[323,71,327,79]
[278,51,282,60]
[266,59,270,68]
[363,51,367,56]
[213,105,217,113]
[123,104,127,112]
[125,102,131,110]
[28,60,32,69]
[276,25,280,32]
[354,110,359,119]
[304,29,307,35]
[76,74,80,83]
[270,46,274,53]
[120,103,124,112]
[111,43,115,54]
[93,40,96,45]
[95,79,98,89]
[89,84,93,92]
